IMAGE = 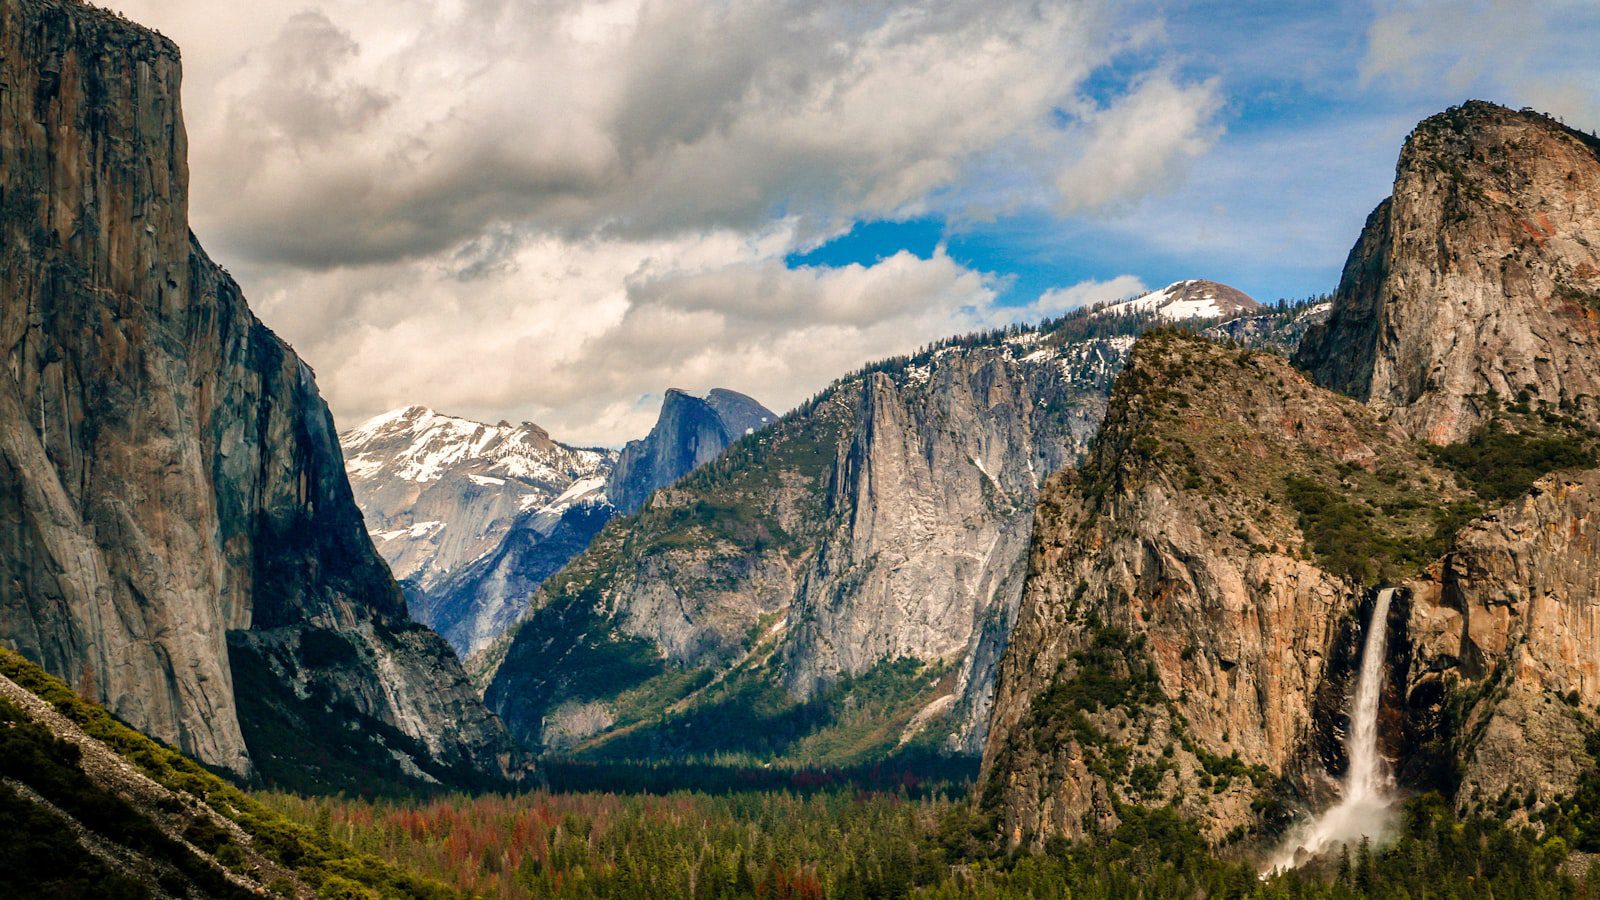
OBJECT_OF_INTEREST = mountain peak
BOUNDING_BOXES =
[606,387,777,513]
[1095,279,1263,322]
[1295,100,1600,443]
[339,404,614,590]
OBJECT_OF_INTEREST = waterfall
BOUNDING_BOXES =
[1266,587,1397,873]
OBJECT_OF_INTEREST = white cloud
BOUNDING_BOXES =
[1361,0,1600,131]
[1055,75,1224,215]
[105,0,1216,444]
[1008,276,1149,323]
[266,224,1134,445]
[119,0,1154,267]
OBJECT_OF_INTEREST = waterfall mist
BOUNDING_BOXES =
[1267,587,1398,873]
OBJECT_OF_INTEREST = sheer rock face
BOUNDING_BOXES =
[1296,102,1600,444]
[1297,100,1600,811]
[0,0,523,785]
[979,335,1463,846]
[480,329,1132,754]
[1403,470,1600,811]
[777,355,1091,746]
[605,388,775,514]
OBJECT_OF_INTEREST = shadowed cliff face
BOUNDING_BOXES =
[1296,102,1600,444]
[0,0,524,787]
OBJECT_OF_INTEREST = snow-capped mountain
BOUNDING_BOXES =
[340,406,616,591]
[1094,279,1263,322]
[342,391,777,658]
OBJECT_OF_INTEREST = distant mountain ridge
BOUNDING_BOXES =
[343,390,775,656]
[340,405,616,591]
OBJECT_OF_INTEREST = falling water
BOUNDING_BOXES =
[1266,587,1397,873]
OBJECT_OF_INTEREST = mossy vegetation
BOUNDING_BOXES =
[1428,419,1596,502]
[0,648,457,899]
[0,694,252,898]
[1282,473,1482,585]
[1077,331,1504,586]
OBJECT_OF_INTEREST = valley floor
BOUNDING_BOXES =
[259,783,1588,899]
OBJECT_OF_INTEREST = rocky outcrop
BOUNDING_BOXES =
[1402,470,1600,813]
[979,332,1471,846]
[605,388,775,514]
[0,0,524,787]
[340,405,615,591]
[1293,100,1600,813]
[1296,102,1600,444]
[985,102,1600,852]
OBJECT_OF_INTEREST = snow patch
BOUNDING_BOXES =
[374,520,445,542]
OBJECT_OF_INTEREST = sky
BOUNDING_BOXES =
[106,0,1600,446]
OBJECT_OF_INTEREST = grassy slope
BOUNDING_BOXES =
[0,647,458,899]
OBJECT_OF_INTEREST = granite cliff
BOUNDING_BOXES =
[478,294,1314,760]
[0,0,524,789]
[1296,102,1600,444]
[606,388,775,515]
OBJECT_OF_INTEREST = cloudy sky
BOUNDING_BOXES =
[108,0,1600,445]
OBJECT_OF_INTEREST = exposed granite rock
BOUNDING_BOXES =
[421,501,614,657]
[0,0,525,787]
[978,333,1471,846]
[339,405,616,656]
[1296,102,1600,444]
[606,388,775,514]
[986,102,1600,852]
[1402,470,1600,812]
[480,323,1148,755]
[1293,99,1600,813]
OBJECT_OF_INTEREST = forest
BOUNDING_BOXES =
[259,781,1593,899]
